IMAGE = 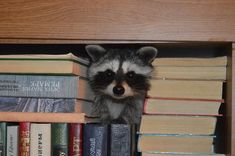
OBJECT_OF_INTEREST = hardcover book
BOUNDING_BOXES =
[30,123,51,156]
[69,123,83,156]
[83,124,108,156]
[0,74,92,100]
[140,115,217,135]
[0,53,89,77]
[152,56,227,67]
[0,122,6,156]
[7,124,19,156]
[138,134,215,154]
[110,124,131,156]
[51,123,68,156]
[19,122,31,156]
[141,152,225,156]
[148,79,223,100]
[143,98,223,116]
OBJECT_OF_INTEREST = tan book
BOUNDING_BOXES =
[148,80,223,100]
[140,115,217,135]
[152,66,226,80]
[152,56,227,67]
[0,112,85,123]
[0,53,88,77]
[30,123,51,156]
[144,98,223,116]
[142,152,225,156]
[138,135,214,154]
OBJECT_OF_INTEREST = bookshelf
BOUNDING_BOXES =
[0,0,234,155]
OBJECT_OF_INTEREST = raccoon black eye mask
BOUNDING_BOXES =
[86,45,157,124]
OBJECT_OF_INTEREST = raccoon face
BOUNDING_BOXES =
[86,45,158,99]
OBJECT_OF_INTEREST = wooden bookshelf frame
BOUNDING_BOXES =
[0,0,234,155]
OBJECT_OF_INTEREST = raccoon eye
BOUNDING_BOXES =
[105,69,114,77]
[127,71,135,79]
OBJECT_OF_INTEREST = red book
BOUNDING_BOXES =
[19,122,31,156]
[69,123,83,156]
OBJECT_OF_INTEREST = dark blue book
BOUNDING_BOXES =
[83,124,108,156]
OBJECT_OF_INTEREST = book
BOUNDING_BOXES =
[7,124,19,156]
[143,98,223,116]
[148,80,223,100]
[83,124,108,156]
[30,123,51,156]
[138,134,215,154]
[0,97,91,113]
[69,123,83,156]
[152,66,226,80]
[110,124,131,156]
[152,56,227,67]
[0,112,85,123]
[141,152,225,156]
[0,122,6,156]
[51,123,68,156]
[0,53,88,77]
[0,74,92,100]
[139,115,217,135]
[19,122,31,156]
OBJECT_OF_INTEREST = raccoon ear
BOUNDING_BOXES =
[85,45,107,62]
[136,46,158,65]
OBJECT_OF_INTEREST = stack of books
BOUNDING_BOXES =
[138,56,227,156]
[0,53,94,122]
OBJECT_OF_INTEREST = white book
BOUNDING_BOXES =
[7,125,19,156]
[30,123,51,156]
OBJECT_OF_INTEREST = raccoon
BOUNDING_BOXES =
[86,45,157,124]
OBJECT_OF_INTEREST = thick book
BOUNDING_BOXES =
[0,53,88,77]
[139,115,217,135]
[143,98,223,116]
[30,123,51,156]
[141,152,225,156]
[19,122,31,156]
[0,74,92,99]
[138,134,215,154]
[148,80,223,100]
[110,124,131,156]
[69,123,83,156]
[152,56,227,67]
[0,97,91,113]
[51,123,68,156]
[7,124,19,156]
[83,124,108,156]
[152,66,226,80]
[0,122,7,156]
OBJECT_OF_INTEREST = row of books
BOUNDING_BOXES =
[0,122,135,156]
[138,56,227,156]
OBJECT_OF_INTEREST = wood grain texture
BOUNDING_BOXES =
[0,0,235,42]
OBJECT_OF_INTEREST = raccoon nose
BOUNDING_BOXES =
[113,85,125,96]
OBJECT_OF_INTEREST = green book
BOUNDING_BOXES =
[51,123,68,156]
[0,122,6,156]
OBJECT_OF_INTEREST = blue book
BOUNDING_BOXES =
[83,124,108,156]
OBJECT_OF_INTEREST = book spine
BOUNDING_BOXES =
[51,123,68,156]
[0,122,7,156]
[83,124,108,156]
[30,123,51,156]
[69,123,83,156]
[7,125,19,156]
[110,124,131,156]
[19,122,31,156]
[0,75,78,98]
